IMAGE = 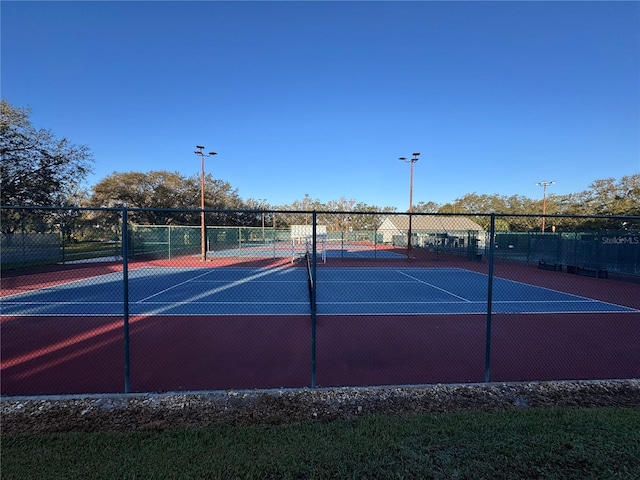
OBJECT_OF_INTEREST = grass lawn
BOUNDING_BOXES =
[2,407,639,479]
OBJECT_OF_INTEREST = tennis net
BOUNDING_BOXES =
[305,251,315,313]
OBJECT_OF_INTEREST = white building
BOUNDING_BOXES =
[378,215,486,253]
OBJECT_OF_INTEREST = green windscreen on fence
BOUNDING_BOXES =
[130,225,200,259]
[494,231,640,275]
[1,233,61,267]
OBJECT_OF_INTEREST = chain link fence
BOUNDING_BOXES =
[1,206,639,396]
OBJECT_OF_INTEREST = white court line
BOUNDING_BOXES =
[141,301,309,305]
[136,269,220,302]
[484,274,640,313]
[0,271,125,300]
[136,263,294,315]
[396,270,472,302]
[317,299,602,305]
[190,279,301,283]
[1,302,123,305]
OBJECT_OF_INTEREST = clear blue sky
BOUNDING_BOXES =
[2,1,639,210]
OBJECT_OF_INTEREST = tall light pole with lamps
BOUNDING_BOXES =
[536,181,555,233]
[194,146,217,261]
[399,152,420,258]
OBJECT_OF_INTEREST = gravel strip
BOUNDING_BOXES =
[2,379,639,434]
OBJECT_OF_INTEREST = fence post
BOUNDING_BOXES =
[374,228,378,259]
[311,211,318,388]
[484,213,495,383]
[122,208,131,394]
[60,231,65,264]
[20,213,26,266]
[272,225,277,258]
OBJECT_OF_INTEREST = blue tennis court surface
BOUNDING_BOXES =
[1,267,636,316]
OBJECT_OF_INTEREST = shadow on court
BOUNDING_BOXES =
[3,310,638,396]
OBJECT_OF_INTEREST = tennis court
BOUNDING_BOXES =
[2,266,635,317]
[2,245,640,395]
[2,206,639,396]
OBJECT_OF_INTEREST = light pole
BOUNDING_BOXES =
[194,146,217,261]
[399,152,420,258]
[536,181,555,233]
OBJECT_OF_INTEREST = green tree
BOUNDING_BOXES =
[553,175,640,230]
[49,188,92,242]
[350,202,389,232]
[588,175,640,216]
[618,174,640,216]
[414,201,440,213]
[0,100,93,207]
[501,195,540,231]
[446,193,504,230]
[89,170,246,226]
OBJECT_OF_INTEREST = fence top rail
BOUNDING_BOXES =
[2,205,639,221]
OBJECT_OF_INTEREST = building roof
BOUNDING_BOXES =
[382,215,484,232]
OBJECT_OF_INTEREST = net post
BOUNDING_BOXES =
[484,213,495,383]
[121,207,131,394]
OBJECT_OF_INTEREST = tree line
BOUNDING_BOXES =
[2,100,638,238]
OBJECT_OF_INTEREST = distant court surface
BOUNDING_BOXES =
[206,241,407,259]
[1,267,637,316]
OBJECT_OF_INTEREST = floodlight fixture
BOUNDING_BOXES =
[536,181,556,188]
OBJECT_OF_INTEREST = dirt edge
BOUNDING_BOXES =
[2,379,639,434]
